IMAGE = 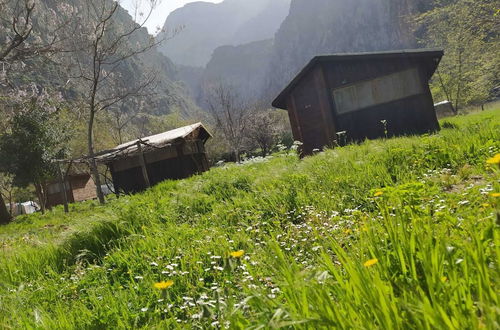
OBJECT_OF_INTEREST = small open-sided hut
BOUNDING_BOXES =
[97,123,211,194]
[46,172,97,208]
[272,49,444,155]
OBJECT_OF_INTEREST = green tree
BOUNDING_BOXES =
[0,0,69,224]
[0,92,69,214]
[416,0,499,111]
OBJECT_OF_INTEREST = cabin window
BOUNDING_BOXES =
[333,68,423,114]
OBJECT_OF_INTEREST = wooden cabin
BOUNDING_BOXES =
[272,49,444,155]
[46,172,97,208]
[97,123,212,194]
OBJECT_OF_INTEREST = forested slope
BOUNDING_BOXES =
[0,0,198,117]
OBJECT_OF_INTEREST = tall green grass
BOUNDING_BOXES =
[0,110,499,329]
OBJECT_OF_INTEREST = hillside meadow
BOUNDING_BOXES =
[0,109,499,329]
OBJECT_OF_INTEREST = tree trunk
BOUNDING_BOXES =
[0,194,12,225]
[90,158,104,204]
[261,145,268,158]
[436,69,457,114]
[88,110,105,205]
[34,183,46,214]
[118,128,123,145]
[454,49,463,113]
[8,191,13,216]
[234,149,241,163]
[57,163,69,213]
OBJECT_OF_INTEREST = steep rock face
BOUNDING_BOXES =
[176,65,205,100]
[110,8,196,116]
[231,0,291,46]
[265,0,420,100]
[199,39,274,103]
[158,0,290,67]
[1,0,198,117]
[163,0,424,108]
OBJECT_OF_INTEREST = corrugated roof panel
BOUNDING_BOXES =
[96,123,211,162]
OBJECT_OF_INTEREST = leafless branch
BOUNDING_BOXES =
[205,82,251,162]
[60,0,162,204]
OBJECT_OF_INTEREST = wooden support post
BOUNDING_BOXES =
[137,141,151,188]
[57,162,69,213]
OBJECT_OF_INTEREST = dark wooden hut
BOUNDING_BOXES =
[97,123,211,194]
[272,49,444,155]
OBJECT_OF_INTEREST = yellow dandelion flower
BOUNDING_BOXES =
[481,203,490,208]
[491,193,500,198]
[441,276,448,283]
[230,250,245,258]
[153,280,174,290]
[363,258,379,267]
[374,191,384,197]
[486,154,500,165]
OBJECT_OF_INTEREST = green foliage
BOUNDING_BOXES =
[417,0,499,109]
[0,109,499,328]
[0,106,68,188]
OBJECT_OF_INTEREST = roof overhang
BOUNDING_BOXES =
[94,123,212,163]
[272,48,444,110]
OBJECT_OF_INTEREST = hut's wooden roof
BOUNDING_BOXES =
[272,48,444,110]
[95,123,212,163]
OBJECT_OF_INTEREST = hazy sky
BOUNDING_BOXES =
[121,0,223,34]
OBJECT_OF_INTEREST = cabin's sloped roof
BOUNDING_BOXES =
[96,123,212,163]
[115,122,210,150]
[272,48,444,109]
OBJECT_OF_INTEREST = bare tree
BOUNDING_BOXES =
[107,101,140,144]
[2,0,42,61]
[0,0,35,62]
[206,83,250,163]
[0,0,72,66]
[65,0,161,204]
[245,108,288,157]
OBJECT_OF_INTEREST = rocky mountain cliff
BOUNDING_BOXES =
[265,0,421,100]
[2,0,198,117]
[171,0,425,107]
[108,5,198,116]
[199,39,274,104]
[157,0,290,67]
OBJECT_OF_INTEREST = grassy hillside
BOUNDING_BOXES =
[1,110,499,329]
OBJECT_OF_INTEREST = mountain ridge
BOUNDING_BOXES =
[1,0,199,118]
[157,0,291,67]
[170,0,422,106]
